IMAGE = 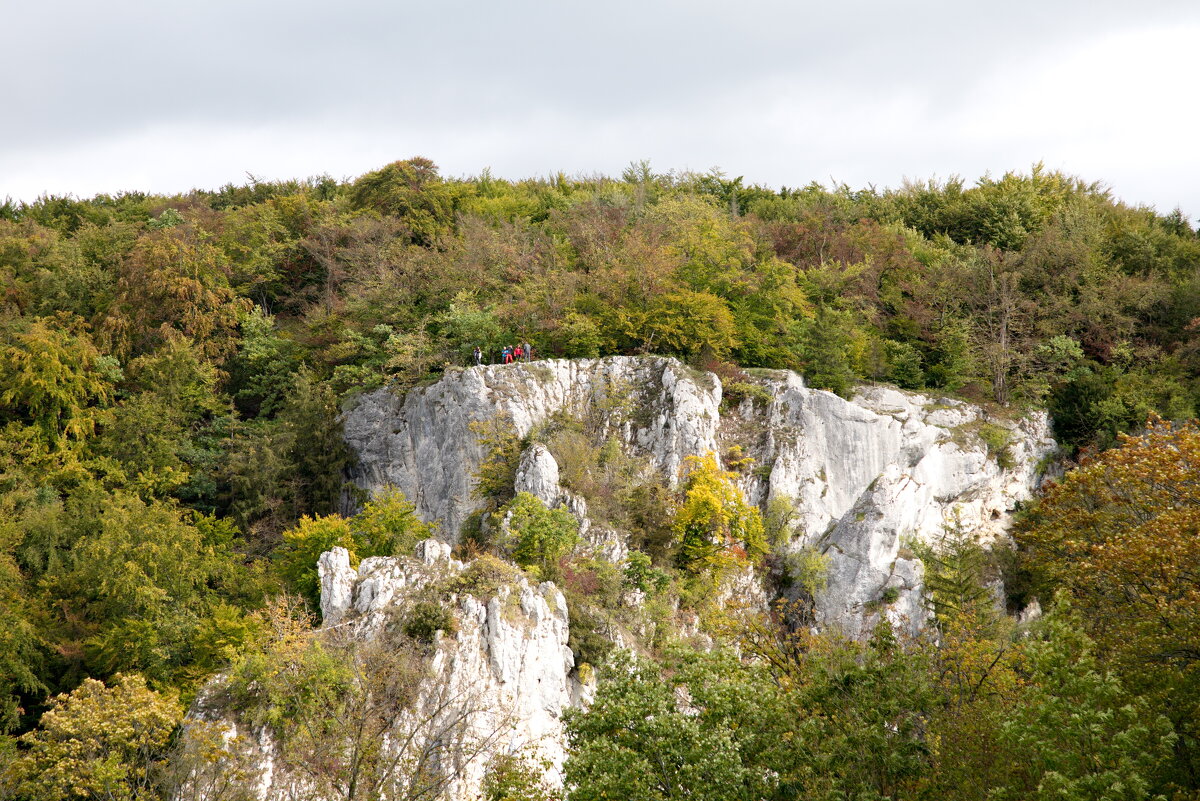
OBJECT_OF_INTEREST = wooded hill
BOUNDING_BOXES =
[1,162,1199,800]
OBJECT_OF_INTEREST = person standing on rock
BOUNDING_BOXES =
[524,341,533,361]
[473,346,482,366]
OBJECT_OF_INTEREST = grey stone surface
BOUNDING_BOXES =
[344,356,1055,636]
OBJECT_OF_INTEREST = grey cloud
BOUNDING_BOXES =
[2,0,1198,212]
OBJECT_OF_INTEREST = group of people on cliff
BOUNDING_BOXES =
[473,342,534,366]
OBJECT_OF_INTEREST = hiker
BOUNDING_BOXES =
[473,346,482,366]
[515,344,524,361]
[523,341,533,361]
[503,346,512,364]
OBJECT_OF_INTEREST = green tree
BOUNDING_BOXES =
[99,229,250,361]
[797,306,858,397]
[564,654,777,801]
[500,492,580,578]
[990,603,1175,801]
[11,673,182,801]
[642,289,739,359]
[228,307,301,418]
[352,488,434,558]
[277,514,357,608]
[349,158,461,247]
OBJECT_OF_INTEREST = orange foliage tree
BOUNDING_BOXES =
[1018,417,1200,669]
[1017,417,1200,787]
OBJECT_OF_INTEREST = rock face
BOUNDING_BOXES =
[729,375,1055,635]
[195,542,580,801]
[190,358,1056,801]
[345,357,1056,635]
[343,357,721,537]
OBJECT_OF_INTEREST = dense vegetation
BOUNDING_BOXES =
[1,161,1198,799]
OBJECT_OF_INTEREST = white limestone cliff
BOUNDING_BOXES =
[190,541,581,801]
[343,357,721,537]
[344,356,1056,635]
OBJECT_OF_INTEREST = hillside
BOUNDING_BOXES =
[1,163,1198,799]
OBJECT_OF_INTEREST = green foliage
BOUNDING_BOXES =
[500,492,580,578]
[622,550,669,593]
[797,307,858,397]
[277,514,357,607]
[782,547,828,596]
[642,289,739,359]
[483,751,562,801]
[884,339,925,389]
[11,673,182,801]
[990,602,1176,801]
[438,552,524,600]
[229,307,301,417]
[722,379,774,409]
[43,490,251,683]
[976,422,1015,469]
[911,527,995,625]
[348,157,460,246]
[470,416,523,505]
[276,488,432,611]
[564,653,781,801]
[0,317,112,451]
[351,487,433,558]
[400,601,458,644]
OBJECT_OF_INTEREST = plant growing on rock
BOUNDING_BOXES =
[499,492,580,580]
[673,453,766,574]
[276,488,433,610]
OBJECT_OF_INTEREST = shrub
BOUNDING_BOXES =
[501,492,581,576]
[441,553,523,600]
[722,380,774,410]
[977,422,1014,470]
[402,601,458,644]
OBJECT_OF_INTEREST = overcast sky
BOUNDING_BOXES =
[3,0,1198,218]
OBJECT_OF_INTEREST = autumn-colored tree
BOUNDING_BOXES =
[1018,417,1200,668]
[9,673,182,801]
[1018,417,1200,788]
[673,453,766,572]
[99,229,250,361]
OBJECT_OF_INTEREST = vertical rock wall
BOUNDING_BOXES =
[343,356,1055,635]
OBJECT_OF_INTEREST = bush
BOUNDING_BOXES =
[722,380,774,410]
[501,492,581,576]
[440,553,523,600]
[353,487,433,557]
[401,601,458,644]
[977,422,1014,470]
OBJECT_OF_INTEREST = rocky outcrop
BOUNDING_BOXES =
[343,357,721,537]
[343,357,1056,635]
[725,375,1055,635]
[193,542,581,801]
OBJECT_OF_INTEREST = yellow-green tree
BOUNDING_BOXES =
[673,453,765,572]
[99,230,250,361]
[11,673,181,801]
[0,316,113,451]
